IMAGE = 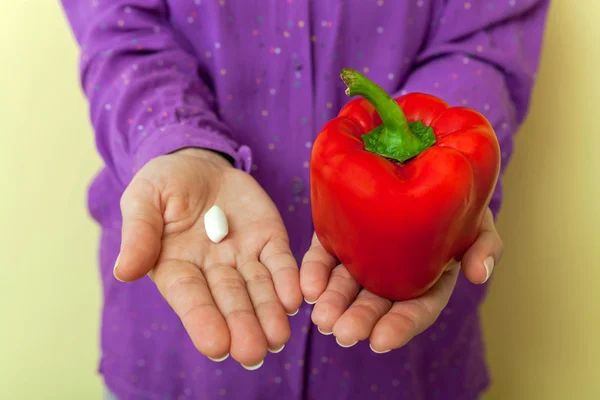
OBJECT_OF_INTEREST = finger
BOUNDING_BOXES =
[370,267,460,353]
[204,263,267,368]
[311,265,361,335]
[151,259,230,361]
[300,234,339,303]
[238,260,291,353]
[462,208,504,284]
[260,238,302,315]
[117,178,163,282]
[332,289,393,347]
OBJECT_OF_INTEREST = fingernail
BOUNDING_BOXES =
[241,359,264,371]
[317,326,333,336]
[304,298,316,305]
[113,254,124,282]
[207,353,229,362]
[335,337,357,348]
[369,343,391,354]
[287,308,300,317]
[483,256,495,283]
[268,344,285,354]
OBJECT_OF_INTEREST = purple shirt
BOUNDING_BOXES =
[61,1,549,399]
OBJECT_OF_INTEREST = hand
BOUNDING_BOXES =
[300,208,502,352]
[114,148,302,368]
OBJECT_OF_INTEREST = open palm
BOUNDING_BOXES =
[114,149,302,368]
[300,209,503,352]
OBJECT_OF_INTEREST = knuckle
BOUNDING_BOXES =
[392,311,420,335]
[254,298,284,316]
[225,308,255,322]
[164,274,207,298]
[210,275,247,295]
[246,272,273,287]
[325,287,353,306]
[121,178,158,213]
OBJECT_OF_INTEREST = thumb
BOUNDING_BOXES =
[114,178,164,282]
[461,208,504,285]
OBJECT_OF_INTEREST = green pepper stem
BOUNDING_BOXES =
[340,68,435,163]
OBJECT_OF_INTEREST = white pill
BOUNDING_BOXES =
[204,205,229,243]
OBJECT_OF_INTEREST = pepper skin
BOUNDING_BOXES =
[310,68,501,301]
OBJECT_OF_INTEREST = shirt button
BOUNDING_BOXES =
[291,176,305,194]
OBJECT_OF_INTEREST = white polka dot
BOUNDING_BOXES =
[216,368,223,376]
[484,104,490,111]
[105,104,112,110]
[274,47,281,54]
[187,17,194,23]
[274,376,282,384]
[321,20,328,27]
[269,88,276,95]
[320,356,328,363]
[376,26,384,34]
[417,0,424,7]
[305,141,312,148]
[215,42,221,49]
[463,57,470,64]
[509,0,516,6]
[387,73,395,80]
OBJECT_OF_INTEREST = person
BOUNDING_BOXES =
[60,1,549,399]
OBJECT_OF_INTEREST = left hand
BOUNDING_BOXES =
[299,208,503,353]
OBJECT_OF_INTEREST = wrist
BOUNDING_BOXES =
[173,147,233,169]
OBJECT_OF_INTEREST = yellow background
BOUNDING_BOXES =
[0,1,597,399]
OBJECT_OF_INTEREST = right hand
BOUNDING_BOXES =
[114,148,302,369]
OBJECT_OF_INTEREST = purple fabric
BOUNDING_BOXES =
[61,1,549,399]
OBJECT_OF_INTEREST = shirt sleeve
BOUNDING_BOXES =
[397,0,550,218]
[60,1,252,186]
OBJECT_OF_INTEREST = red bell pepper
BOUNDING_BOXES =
[310,68,501,301]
